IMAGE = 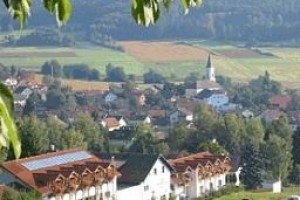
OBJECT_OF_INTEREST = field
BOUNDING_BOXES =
[34,74,109,91]
[2,38,300,88]
[214,187,300,200]
[0,44,144,75]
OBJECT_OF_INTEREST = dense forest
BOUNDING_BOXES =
[1,0,300,42]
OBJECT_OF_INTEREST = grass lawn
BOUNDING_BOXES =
[214,187,300,200]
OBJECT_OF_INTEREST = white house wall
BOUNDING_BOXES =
[45,179,116,200]
[174,171,227,199]
[206,94,229,108]
[118,159,171,200]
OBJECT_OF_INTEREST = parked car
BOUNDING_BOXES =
[288,195,300,200]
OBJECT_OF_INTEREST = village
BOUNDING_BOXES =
[0,54,299,200]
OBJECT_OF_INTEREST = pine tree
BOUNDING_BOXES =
[240,143,264,189]
[292,126,300,166]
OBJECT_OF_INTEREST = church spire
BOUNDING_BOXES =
[205,54,216,82]
[206,54,212,68]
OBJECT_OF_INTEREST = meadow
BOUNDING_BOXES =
[213,187,300,200]
[2,38,300,88]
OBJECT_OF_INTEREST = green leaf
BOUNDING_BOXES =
[0,97,21,158]
[56,0,72,25]
[0,82,14,112]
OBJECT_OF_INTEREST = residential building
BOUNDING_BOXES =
[260,109,282,123]
[98,153,175,200]
[0,149,119,200]
[169,152,232,200]
[194,89,229,108]
[101,116,127,132]
[269,95,292,109]
[4,78,18,87]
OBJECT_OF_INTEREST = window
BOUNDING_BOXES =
[154,168,157,175]
[162,166,165,173]
[105,191,110,198]
[200,186,204,194]
[219,180,222,187]
[144,185,149,191]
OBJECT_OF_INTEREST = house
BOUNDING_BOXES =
[169,110,181,125]
[127,115,152,126]
[4,78,18,87]
[169,152,232,200]
[98,153,175,200]
[101,116,127,132]
[269,95,292,109]
[0,149,119,200]
[260,109,282,123]
[148,109,166,119]
[176,98,198,122]
[13,94,27,107]
[194,89,229,108]
[14,86,33,98]
[287,111,300,132]
[105,92,118,103]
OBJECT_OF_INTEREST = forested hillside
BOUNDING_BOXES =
[1,0,300,42]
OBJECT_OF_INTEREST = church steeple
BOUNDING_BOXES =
[206,54,212,69]
[205,54,216,82]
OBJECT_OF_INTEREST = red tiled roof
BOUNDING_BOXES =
[102,117,120,129]
[169,151,230,171]
[1,149,116,195]
[269,95,292,109]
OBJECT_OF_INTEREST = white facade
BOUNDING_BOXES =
[172,171,227,200]
[206,66,216,82]
[118,118,127,127]
[43,178,117,200]
[118,159,171,200]
[0,168,117,200]
[198,93,229,108]
[4,78,18,87]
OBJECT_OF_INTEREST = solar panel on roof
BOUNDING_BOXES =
[22,151,91,171]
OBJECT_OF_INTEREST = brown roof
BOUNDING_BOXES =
[1,149,117,195]
[196,80,222,90]
[169,151,231,171]
[102,117,120,129]
[176,98,198,114]
[148,109,166,118]
[269,95,291,109]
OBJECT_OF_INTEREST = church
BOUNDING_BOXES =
[185,54,222,98]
